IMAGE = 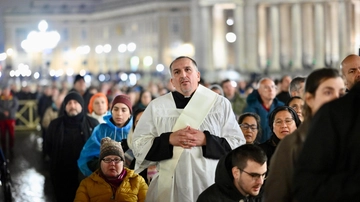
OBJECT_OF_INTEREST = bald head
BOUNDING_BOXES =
[257,78,277,102]
[340,54,360,90]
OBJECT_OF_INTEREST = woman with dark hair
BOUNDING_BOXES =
[264,68,346,202]
[259,106,301,165]
[285,96,304,122]
[132,90,153,112]
[238,112,261,144]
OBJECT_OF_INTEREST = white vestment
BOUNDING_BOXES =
[132,90,245,202]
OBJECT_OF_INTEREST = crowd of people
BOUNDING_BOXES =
[0,53,360,201]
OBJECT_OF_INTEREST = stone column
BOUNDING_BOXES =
[291,3,302,70]
[302,3,314,69]
[234,3,245,71]
[213,4,227,69]
[279,4,291,70]
[257,4,267,71]
[329,1,339,67]
[355,1,360,54]
[314,3,325,68]
[338,1,349,62]
[244,1,258,72]
[269,5,280,71]
[201,5,213,70]
[324,3,331,66]
[191,0,213,71]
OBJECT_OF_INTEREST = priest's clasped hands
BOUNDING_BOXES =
[169,126,206,149]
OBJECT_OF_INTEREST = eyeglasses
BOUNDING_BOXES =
[274,118,294,126]
[239,168,267,181]
[239,124,258,131]
[102,157,123,164]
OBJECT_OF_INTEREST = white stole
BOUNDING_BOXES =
[157,84,218,202]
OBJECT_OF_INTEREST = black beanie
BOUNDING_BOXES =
[64,92,85,109]
[74,74,85,84]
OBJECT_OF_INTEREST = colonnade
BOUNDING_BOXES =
[193,0,360,73]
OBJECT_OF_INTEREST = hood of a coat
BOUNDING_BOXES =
[246,90,260,105]
[103,114,132,129]
[101,114,133,140]
[214,151,246,200]
[215,150,264,201]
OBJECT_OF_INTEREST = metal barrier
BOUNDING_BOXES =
[15,100,40,131]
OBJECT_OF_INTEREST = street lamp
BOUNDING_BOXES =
[20,20,60,80]
[21,20,60,52]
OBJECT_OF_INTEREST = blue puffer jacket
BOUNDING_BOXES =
[78,114,133,176]
[243,90,284,143]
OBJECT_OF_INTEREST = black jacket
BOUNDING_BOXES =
[259,134,281,166]
[293,82,360,202]
[197,150,263,202]
[46,114,98,172]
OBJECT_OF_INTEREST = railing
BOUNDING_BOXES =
[15,100,40,131]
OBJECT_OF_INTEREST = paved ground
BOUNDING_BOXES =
[1,131,55,202]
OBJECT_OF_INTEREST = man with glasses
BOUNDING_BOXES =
[197,144,267,202]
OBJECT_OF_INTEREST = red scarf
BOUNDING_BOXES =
[101,168,127,192]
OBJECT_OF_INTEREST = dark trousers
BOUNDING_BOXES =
[0,119,15,150]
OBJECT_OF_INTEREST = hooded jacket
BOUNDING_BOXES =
[243,90,284,143]
[74,167,148,202]
[197,150,263,202]
[78,114,133,176]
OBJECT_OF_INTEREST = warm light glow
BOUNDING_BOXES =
[98,74,106,82]
[156,64,164,72]
[177,43,195,57]
[129,73,137,86]
[95,45,103,54]
[6,48,13,56]
[66,68,74,76]
[120,73,128,81]
[226,32,237,43]
[33,72,40,79]
[130,56,140,69]
[49,70,56,77]
[84,75,92,83]
[118,44,127,53]
[79,69,86,76]
[55,69,64,77]
[21,21,60,52]
[103,44,112,53]
[9,70,15,77]
[226,18,234,26]
[38,20,48,32]
[127,43,136,52]
[18,63,32,77]
[0,53,7,61]
[76,45,90,55]
[143,56,153,67]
